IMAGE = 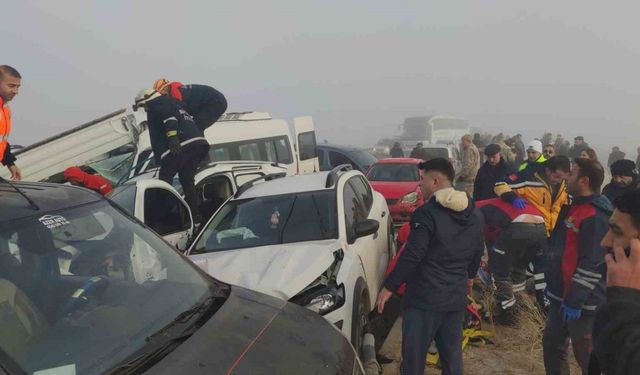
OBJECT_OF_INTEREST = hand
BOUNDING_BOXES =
[8,165,21,181]
[561,304,582,321]
[376,287,393,314]
[512,197,527,209]
[167,137,182,156]
[605,239,640,289]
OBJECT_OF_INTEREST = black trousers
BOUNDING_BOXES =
[488,222,547,312]
[159,145,208,219]
[401,307,464,375]
[543,302,594,375]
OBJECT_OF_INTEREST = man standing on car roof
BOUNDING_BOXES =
[543,158,612,375]
[0,65,22,181]
[376,158,484,375]
[133,88,209,220]
[153,78,227,133]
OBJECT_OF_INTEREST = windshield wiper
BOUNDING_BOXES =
[107,294,220,375]
[278,195,297,243]
[0,176,40,210]
[310,194,329,236]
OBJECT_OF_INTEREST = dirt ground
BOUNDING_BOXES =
[378,316,580,375]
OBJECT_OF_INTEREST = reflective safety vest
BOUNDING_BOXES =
[0,98,11,164]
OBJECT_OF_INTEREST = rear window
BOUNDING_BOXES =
[367,163,419,182]
[298,132,317,161]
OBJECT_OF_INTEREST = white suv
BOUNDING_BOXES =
[186,165,394,353]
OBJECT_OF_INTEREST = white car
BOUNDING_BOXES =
[185,165,394,353]
[109,161,288,250]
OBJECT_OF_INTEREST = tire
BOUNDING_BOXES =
[350,279,370,358]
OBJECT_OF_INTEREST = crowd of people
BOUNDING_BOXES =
[379,132,640,375]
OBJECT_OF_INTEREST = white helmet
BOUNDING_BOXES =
[133,88,160,111]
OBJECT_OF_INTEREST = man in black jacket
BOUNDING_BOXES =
[602,159,639,204]
[154,79,227,133]
[473,144,513,201]
[376,158,484,375]
[134,89,209,218]
[589,189,640,375]
[543,158,612,375]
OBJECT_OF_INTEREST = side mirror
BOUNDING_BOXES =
[354,219,380,239]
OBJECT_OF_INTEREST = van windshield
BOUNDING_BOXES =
[0,202,222,375]
[192,190,338,253]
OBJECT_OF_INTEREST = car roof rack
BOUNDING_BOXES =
[234,172,287,198]
[325,164,353,188]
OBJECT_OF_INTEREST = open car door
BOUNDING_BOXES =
[132,180,194,251]
[0,109,141,182]
[293,116,319,175]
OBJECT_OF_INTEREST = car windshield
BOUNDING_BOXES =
[346,149,378,171]
[0,202,220,375]
[89,152,135,186]
[109,184,137,215]
[367,163,419,182]
[192,190,338,253]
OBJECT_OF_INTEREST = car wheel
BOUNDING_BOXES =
[351,280,369,358]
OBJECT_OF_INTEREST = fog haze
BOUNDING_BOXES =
[4,1,640,158]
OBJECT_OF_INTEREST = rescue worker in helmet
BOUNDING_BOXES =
[153,79,227,133]
[133,88,209,221]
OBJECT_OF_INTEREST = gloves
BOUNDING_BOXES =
[512,197,527,209]
[167,136,182,156]
[561,304,582,321]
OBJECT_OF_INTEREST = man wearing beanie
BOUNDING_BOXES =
[518,140,546,172]
[473,144,513,201]
[603,159,639,203]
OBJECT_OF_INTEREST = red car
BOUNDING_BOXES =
[365,158,424,225]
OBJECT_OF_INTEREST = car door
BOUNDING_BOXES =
[293,117,320,174]
[342,177,380,296]
[348,176,388,287]
[135,181,193,250]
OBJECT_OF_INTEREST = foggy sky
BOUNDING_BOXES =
[3,1,640,159]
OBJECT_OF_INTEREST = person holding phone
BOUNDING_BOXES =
[589,189,640,375]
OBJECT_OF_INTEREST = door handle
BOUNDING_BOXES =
[381,211,386,218]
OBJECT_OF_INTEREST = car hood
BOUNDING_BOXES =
[369,180,419,199]
[147,286,359,375]
[189,239,340,300]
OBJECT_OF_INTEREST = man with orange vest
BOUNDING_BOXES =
[0,65,22,181]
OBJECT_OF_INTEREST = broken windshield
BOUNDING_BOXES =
[192,190,338,253]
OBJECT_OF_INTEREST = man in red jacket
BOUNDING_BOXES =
[477,198,547,323]
[63,167,113,196]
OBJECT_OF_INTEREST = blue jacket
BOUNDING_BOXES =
[384,188,485,311]
[179,84,227,130]
[146,95,209,164]
[545,195,613,313]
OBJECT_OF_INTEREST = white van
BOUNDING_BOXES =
[130,112,319,178]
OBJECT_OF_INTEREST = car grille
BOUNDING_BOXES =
[386,198,398,205]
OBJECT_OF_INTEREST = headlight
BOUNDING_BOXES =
[401,191,418,204]
[305,283,345,315]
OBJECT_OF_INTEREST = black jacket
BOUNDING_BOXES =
[146,95,209,164]
[1,143,16,166]
[384,188,485,311]
[545,195,612,312]
[602,177,639,204]
[473,159,512,201]
[569,142,590,159]
[590,287,640,375]
[390,146,404,158]
[409,147,428,160]
[180,84,227,130]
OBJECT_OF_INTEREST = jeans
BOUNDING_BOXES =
[401,307,464,375]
